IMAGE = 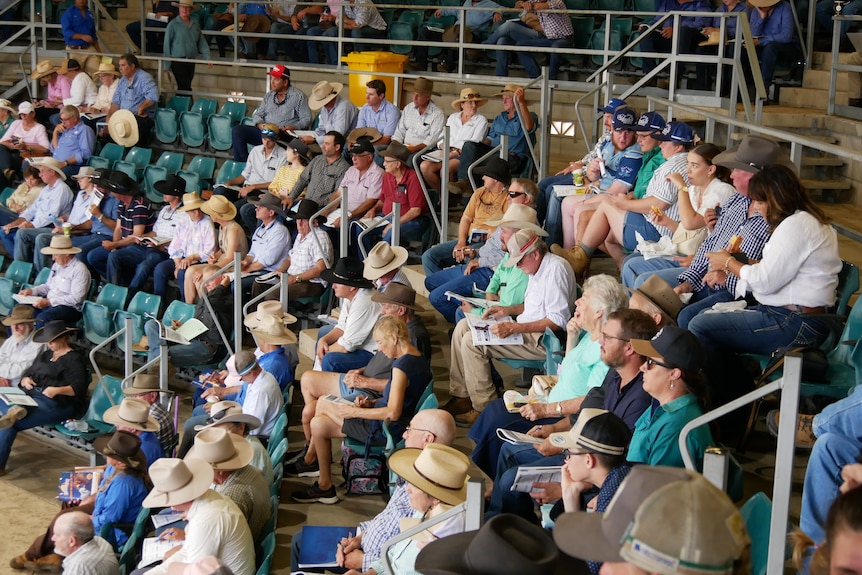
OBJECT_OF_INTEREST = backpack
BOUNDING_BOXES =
[341,437,387,495]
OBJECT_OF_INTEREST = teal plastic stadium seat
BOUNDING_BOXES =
[5,259,33,285]
[0,277,15,315]
[389,21,415,54]
[155,107,179,145]
[23,267,50,290]
[269,437,287,468]
[124,146,153,175]
[398,9,425,31]
[142,165,168,205]
[739,492,772,575]
[167,95,192,113]
[836,261,859,316]
[186,156,216,188]
[88,156,111,170]
[216,160,245,185]
[0,186,14,208]
[81,284,129,345]
[127,291,162,317]
[256,532,276,574]
[162,300,195,326]
[115,292,161,354]
[190,98,218,121]
[177,170,201,194]
[563,0,591,9]
[155,151,185,174]
[180,112,206,148]
[207,114,234,151]
[53,375,124,441]
[112,160,138,181]
[268,415,288,455]
[590,28,623,67]
[114,310,147,354]
[219,101,247,124]
[98,142,125,165]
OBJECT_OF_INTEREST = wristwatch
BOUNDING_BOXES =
[555,402,563,415]
[295,275,303,283]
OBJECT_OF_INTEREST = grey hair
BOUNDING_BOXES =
[583,274,629,325]
[57,511,95,544]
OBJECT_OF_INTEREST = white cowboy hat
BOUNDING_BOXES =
[103,397,160,432]
[143,457,214,508]
[108,109,140,147]
[308,80,344,111]
[186,427,254,471]
[250,314,298,345]
[194,400,260,432]
[243,300,297,329]
[40,235,81,255]
[363,241,408,281]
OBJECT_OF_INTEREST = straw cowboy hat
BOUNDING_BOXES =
[388,444,470,506]
[171,0,198,8]
[321,257,374,289]
[251,315,298,345]
[363,241,408,280]
[405,77,441,96]
[1,305,36,326]
[32,320,77,343]
[485,204,547,236]
[94,430,146,470]
[371,281,424,312]
[243,300,297,329]
[123,373,161,396]
[201,194,237,221]
[186,427,254,471]
[308,80,344,111]
[30,60,58,80]
[178,192,206,212]
[143,457,215,508]
[30,157,67,181]
[92,61,120,78]
[103,397,160,432]
[108,109,140,147]
[40,235,82,255]
[495,84,526,98]
[194,400,261,432]
[347,127,383,144]
[451,87,487,110]
[0,99,16,114]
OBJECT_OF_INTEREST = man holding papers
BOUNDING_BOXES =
[443,228,576,427]
[17,234,90,327]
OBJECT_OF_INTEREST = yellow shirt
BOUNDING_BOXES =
[268,164,305,198]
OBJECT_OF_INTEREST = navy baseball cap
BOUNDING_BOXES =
[651,121,695,144]
[632,110,666,133]
[631,326,706,372]
[612,106,638,131]
[598,97,627,114]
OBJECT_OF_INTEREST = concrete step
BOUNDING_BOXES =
[802,155,845,167]
[729,131,837,144]
[779,86,849,108]
[299,328,318,362]
[801,178,852,190]
[803,68,850,91]
[810,50,860,70]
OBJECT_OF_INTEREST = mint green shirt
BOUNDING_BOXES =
[627,394,713,471]
[470,252,529,316]
[548,332,608,402]
[632,147,665,200]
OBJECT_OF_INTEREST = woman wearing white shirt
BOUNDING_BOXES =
[419,88,488,195]
[689,164,842,356]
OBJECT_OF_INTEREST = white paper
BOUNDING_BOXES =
[496,428,544,445]
[12,294,41,305]
[510,466,562,493]
[553,185,587,198]
[138,538,182,569]
[465,313,524,346]
[443,291,493,310]
[635,232,678,260]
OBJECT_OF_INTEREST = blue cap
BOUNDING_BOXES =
[612,106,638,131]
[651,121,695,144]
[632,111,666,133]
[598,98,626,114]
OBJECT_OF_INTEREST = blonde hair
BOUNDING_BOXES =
[373,314,409,343]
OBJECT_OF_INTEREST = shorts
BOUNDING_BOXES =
[623,211,662,251]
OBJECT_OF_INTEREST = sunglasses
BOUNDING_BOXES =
[261,129,277,138]
[507,191,526,199]
[645,357,675,370]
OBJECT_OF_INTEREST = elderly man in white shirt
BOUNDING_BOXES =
[230,350,284,438]
[0,306,45,387]
[445,228,576,426]
[391,77,446,159]
[18,235,90,327]
[51,512,118,575]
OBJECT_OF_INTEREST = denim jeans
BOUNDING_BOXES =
[483,20,541,77]
[153,259,184,298]
[676,287,736,329]
[34,305,82,328]
[620,253,680,289]
[622,212,661,251]
[0,392,78,469]
[422,240,484,276]
[486,441,565,523]
[231,125,263,162]
[11,226,51,262]
[688,304,832,356]
[800,432,859,542]
[516,35,572,80]
[816,0,862,39]
[108,244,167,293]
[537,173,572,246]
[426,265,494,324]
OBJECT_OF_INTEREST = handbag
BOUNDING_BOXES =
[521,12,544,32]
[671,225,708,256]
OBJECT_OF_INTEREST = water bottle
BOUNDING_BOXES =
[64,419,88,432]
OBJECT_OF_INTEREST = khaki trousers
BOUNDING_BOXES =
[448,318,545,412]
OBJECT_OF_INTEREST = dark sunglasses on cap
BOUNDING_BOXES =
[261,128,278,139]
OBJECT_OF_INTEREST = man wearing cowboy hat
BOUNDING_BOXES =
[32,166,118,273]
[194,401,270,483]
[0,157,73,263]
[320,138,382,232]
[290,409,456,572]
[153,191,216,299]
[259,200,333,301]
[353,79,400,147]
[104,397,164,467]
[298,282,429,441]
[363,241,411,290]
[18,235,90,327]
[106,53,158,145]
[187,427,271,541]
[50,512,119,575]
[0,306,45,387]
[60,59,98,110]
[140,458,255,575]
[231,64,311,163]
[426,180,541,323]
[248,312,298,390]
[285,130,350,208]
[391,77,445,156]
[447,228,575,426]
[315,257,381,373]
[627,275,681,328]
[409,0,503,72]
[222,350,283,438]
[234,193,292,295]
[61,0,102,74]
[449,84,536,196]
[422,156,511,277]
[49,105,95,180]
[302,81,358,150]
[627,135,779,329]
[163,0,210,94]
[123,374,178,455]
[214,123,286,205]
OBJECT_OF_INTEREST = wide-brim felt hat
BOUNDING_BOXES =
[94,429,146,469]
[143,457,214,508]
[387,445,470,506]
[284,199,324,224]
[416,514,590,575]
[405,76,441,96]
[108,109,140,147]
[123,373,161,396]
[363,241,408,280]
[186,426,254,471]
[104,169,140,196]
[321,257,374,289]
[284,138,310,162]
[201,195,237,221]
[474,157,511,186]
[239,14,271,41]
[249,193,288,217]
[33,320,77,342]
[371,281,423,311]
[155,174,186,197]
[484,204,547,236]
[103,397,160,432]
[308,80,344,111]
[2,305,36,326]
[41,234,81,255]
[347,127,383,144]
[194,400,261,432]
[171,0,198,8]
[628,274,683,321]
[712,134,797,174]
[30,157,67,181]
[381,141,410,164]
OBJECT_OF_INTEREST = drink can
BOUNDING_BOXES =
[572,169,584,187]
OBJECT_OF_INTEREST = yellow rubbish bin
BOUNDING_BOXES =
[341,51,409,108]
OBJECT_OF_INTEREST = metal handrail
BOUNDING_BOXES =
[200,250,243,355]
[87,315,134,407]
[410,140,443,240]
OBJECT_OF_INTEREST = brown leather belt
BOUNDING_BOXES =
[782,304,827,314]
[66,45,89,50]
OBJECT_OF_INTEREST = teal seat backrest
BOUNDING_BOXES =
[739,492,772,575]
[97,283,129,313]
[84,375,124,421]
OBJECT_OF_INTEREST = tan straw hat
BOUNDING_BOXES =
[186,427,254,471]
[40,235,81,255]
[484,204,547,236]
[122,373,161,396]
[142,457,214,508]
[0,99,16,114]
[363,241,408,280]
[308,80,344,111]
[178,192,206,212]
[243,300,297,329]
[388,444,470,506]
[30,60,58,80]
[201,194,237,221]
[405,76,440,96]
[103,397,160,432]
[30,157,67,181]
[451,87,487,110]
[194,400,261,432]
[503,228,541,268]
[250,314,298,345]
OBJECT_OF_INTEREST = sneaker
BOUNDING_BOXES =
[284,445,308,465]
[551,244,590,279]
[765,410,816,449]
[0,406,27,430]
[292,481,339,504]
[285,458,320,478]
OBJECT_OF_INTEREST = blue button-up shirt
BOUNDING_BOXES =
[750,0,794,45]
[90,465,148,549]
[248,220,292,270]
[356,98,400,138]
[22,179,73,228]
[648,0,712,30]
[91,193,119,236]
[61,5,97,47]
[707,1,749,39]
[487,110,538,158]
[112,70,159,118]
[51,122,95,165]
[258,347,295,391]
[315,97,358,146]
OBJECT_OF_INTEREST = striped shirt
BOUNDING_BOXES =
[117,195,154,238]
[643,151,688,237]
[286,226,333,284]
[343,0,387,30]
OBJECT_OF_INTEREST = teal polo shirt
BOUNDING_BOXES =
[627,393,713,471]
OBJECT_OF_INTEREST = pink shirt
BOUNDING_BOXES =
[46,74,72,103]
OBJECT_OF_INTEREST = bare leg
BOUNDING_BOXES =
[309,405,345,490]
[300,370,342,459]
[184,265,204,304]
[580,201,614,249]
[604,206,630,266]
[420,159,441,192]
